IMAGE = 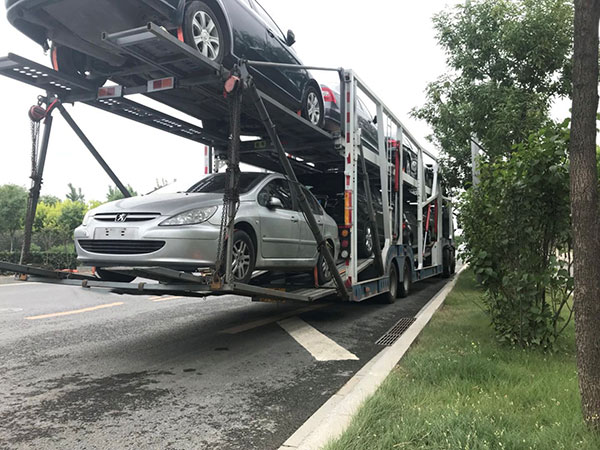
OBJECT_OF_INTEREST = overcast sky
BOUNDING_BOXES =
[0,0,567,201]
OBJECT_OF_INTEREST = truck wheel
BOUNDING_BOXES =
[442,247,451,278]
[302,85,325,128]
[316,241,335,285]
[221,230,256,284]
[50,44,107,87]
[450,247,456,275]
[182,1,226,63]
[398,260,412,298]
[381,263,398,304]
[96,268,136,283]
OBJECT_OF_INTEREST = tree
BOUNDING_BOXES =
[66,183,85,202]
[461,122,573,348]
[413,0,574,191]
[570,0,600,430]
[40,195,60,206]
[0,184,28,252]
[106,185,137,202]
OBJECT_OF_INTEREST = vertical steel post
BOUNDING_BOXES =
[417,147,424,270]
[376,103,391,250]
[343,71,358,284]
[396,125,404,245]
[20,114,53,265]
[57,103,131,198]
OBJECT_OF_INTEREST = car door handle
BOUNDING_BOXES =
[267,29,275,38]
[291,217,299,223]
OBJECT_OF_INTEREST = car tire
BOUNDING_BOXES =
[398,260,412,298]
[316,241,335,285]
[381,263,398,304]
[182,1,227,63]
[357,225,374,258]
[50,44,107,87]
[96,268,136,283]
[223,230,256,284]
[302,85,325,128]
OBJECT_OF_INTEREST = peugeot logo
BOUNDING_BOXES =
[115,214,128,223]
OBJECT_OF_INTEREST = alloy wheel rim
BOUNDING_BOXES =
[231,240,251,280]
[365,226,373,253]
[404,267,410,291]
[307,92,321,125]
[390,269,397,297]
[321,243,333,280]
[192,11,220,60]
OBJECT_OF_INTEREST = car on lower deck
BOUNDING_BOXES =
[5,0,325,129]
[74,172,340,285]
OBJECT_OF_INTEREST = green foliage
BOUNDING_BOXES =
[66,183,85,202]
[413,0,573,191]
[106,185,138,202]
[0,184,28,251]
[0,251,77,272]
[33,199,89,251]
[40,195,60,206]
[460,122,573,348]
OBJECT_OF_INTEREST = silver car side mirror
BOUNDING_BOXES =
[268,197,284,209]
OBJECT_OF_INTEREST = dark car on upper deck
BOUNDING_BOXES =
[5,0,325,129]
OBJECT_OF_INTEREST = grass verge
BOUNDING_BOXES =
[325,270,600,450]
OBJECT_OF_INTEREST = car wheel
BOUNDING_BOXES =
[302,85,324,128]
[96,268,136,283]
[398,260,412,298]
[357,225,374,258]
[228,230,256,284]
[316,241,335,285]
[182,1,226,63]
[380,263,398,304]
[50,44,107,87]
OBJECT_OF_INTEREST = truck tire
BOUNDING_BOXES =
[381,263,398,304]
[398,260,412,298]
[442,246,452,278]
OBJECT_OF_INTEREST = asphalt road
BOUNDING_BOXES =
[0,275,449,450]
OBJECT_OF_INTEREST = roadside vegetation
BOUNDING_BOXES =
[325,271,600,450]
[0,183,139,270]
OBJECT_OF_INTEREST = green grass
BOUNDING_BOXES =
[325,271,600,450]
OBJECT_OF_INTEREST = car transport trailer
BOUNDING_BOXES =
[0,22,456,303]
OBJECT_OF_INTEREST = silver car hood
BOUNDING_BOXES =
[90,193,225,216]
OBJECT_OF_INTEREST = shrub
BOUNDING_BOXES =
[460,121,573,348]
[0,251,78,274]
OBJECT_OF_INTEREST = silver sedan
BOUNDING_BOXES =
[74,173,340,284]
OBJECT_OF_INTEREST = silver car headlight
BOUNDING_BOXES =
[160,206,218,226]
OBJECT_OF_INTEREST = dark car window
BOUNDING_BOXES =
[258,178,294,210]
[187,173,267,194]
[253,0,286,41]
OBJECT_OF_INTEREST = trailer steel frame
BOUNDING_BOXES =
[0,21,455,303]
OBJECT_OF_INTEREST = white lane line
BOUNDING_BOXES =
[220,304,329,335]
[25,302,124,320]
[278,317,359,362]
[151,296,184,303]
[0,282,40,288]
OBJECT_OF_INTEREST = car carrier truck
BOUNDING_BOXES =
[0,22,456,304]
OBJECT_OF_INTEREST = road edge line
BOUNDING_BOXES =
[279,265,468,450]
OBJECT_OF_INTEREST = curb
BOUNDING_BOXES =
[279,266,468,450]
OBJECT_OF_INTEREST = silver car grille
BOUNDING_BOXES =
[93,212,161,223]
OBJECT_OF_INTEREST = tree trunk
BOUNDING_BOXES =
[571,0,600,430]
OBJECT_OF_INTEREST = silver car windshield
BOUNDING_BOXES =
[187,173,268,194]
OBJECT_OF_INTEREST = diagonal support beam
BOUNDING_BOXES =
[56,103,131,198]
[245,75,349,301]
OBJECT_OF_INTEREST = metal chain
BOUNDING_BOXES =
[30,119,40,185]
[214,83,243,280]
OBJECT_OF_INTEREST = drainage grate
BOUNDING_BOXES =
[375,317,417,346]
